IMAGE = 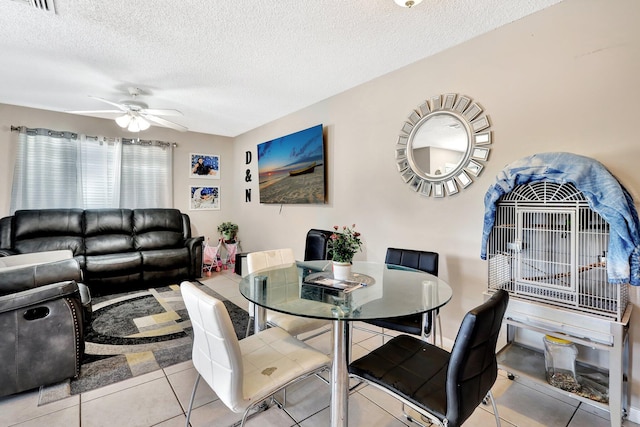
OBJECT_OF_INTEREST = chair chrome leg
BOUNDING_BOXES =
[185,374,201,427]
[269,388,288,408]
[245,316,253,338]
[437,314,443,347]
[487,390,501,427]
[239,400,270,427]
[400,403,432,427]
[240,407,251,427]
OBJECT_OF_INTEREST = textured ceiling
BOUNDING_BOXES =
[0,0,562,137]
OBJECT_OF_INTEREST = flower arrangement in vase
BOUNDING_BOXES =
[328,224,363,280]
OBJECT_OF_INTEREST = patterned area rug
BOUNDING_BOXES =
[38,281,248,405]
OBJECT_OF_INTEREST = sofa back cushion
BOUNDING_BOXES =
[133,209,184,250]
[84,209,135,255]
[13,209,85,256]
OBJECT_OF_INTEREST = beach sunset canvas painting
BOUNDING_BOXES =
[258,124,326,204]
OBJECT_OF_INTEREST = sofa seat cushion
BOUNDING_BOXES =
[141,248,190,284]
[141,248,190,270]
[85,252,142,277]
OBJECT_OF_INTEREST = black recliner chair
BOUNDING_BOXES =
[0,252,86,397]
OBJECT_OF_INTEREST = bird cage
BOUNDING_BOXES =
[487,181,628,321]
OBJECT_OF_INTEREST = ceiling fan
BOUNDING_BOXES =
[67,87,188,132]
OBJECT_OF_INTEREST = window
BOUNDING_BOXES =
[10,128,173,213]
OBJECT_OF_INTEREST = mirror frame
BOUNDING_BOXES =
[395,93,492,198]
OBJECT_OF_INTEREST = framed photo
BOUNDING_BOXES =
[190,153,220,179]
[190,185,220,210]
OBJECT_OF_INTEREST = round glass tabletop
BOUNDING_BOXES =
[239,260,453,321]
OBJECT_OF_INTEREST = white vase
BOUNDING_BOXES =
[332,261,352,281]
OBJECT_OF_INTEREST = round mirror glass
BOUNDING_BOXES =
[395,93,492,198]
[409,113,469,179]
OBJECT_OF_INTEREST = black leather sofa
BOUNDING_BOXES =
[0,208,203,295]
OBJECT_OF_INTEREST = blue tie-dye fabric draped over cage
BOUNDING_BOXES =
[481,152,640,286]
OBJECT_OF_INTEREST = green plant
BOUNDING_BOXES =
[328,224,363,263]
[217,222,238,239]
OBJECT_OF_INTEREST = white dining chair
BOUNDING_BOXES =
[246,248,330,339]
[180,281,330,427]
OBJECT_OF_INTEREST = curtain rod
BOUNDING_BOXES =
[10,125,178,147]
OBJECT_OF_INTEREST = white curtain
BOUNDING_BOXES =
[11,128,173,213]
[120,142,173,208]
[77,135,122,208]
[11,128,82,211]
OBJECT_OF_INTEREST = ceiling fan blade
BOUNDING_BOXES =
[66,109,123,114]
[142,108,183,117]
[88,96,128,111]
[143,114,188,132]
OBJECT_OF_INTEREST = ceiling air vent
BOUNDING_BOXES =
[9,0,56,13]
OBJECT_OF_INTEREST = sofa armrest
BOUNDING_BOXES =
[0,250,74,268]
[185,236,204,278]
[0,280,80,315]
[0,258,83,296]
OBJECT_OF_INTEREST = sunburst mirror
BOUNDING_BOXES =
[395,93,492,198]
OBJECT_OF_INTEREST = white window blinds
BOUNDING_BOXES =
[120,143,173,209]
[10,128,173,213]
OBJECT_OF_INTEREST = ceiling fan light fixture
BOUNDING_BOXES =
[115,113,132,128]
[77,92,187,132]
[127,116,150,132]
[136,117,151,131]
[394,0,422,7]
[127,119,140,133]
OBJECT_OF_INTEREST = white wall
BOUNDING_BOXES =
[231,0,640,414]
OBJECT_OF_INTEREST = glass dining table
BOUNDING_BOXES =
[239,260,453,427]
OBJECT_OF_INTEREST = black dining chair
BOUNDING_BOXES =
[303,228,334,261]
[362,248,442,344]
[349,289,509,427]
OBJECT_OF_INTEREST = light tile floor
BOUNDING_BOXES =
[1,270,637,427]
